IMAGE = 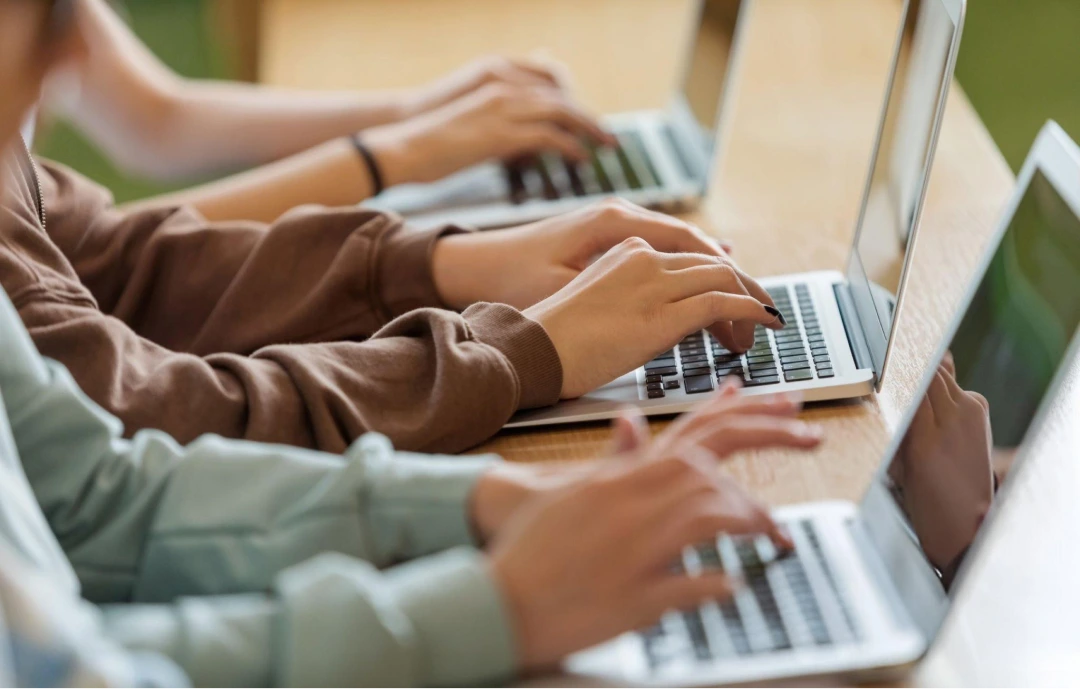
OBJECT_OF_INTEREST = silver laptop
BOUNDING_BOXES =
[365,0,748,229]
[565,119,1080,686]
[508,0,965,428]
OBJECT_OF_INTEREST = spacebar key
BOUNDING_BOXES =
[683,374,714,395]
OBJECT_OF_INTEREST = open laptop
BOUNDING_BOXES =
[365,0,748,229]
[508,0,965,428]
[563,120,1080,686]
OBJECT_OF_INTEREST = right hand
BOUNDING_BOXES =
[488,404,811,670]
[888,355,994,570]
[524,236,783,399]
[365,81,615,187]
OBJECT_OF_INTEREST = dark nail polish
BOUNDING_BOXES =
[764,305,787,327]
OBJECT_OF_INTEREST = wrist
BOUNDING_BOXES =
[363,124,420,188]
[471,465,535,543]
[432,233,486,310]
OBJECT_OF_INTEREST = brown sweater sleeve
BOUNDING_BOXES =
[38,160,451,353]
[1,153,562,454]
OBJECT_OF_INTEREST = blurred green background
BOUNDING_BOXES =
[35,0,1080,202]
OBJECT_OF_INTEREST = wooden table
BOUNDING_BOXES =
[262,0,1077,684]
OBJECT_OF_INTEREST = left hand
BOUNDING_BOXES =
[470,379,820,543]
[432,198,735,311]
[401,54,574,118]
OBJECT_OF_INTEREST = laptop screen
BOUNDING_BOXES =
[880,165,1080,592]
[679,0,742,141]
[846,0,960,377]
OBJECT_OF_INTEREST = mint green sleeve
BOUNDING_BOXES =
[0,289,518,686]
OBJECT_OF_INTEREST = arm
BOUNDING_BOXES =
[39,158,453,352]
[0,290,516,687]
[51,0,410,181]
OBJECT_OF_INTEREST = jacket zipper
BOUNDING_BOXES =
[20,138,46,230]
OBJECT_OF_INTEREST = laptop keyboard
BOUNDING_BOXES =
[641,283,835,398]
[504,130,662,203]
[641,520,861,669]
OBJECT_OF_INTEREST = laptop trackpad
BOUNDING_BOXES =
[364,163,510,215]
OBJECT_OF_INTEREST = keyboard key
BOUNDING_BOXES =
[647,389,665,399]
[505,165,527,204]
[684,374,715,394]
[813,354,832,364]
[653,366,679,377]
[782,361,811,373]
[744,376,780,387]
[680,354,709,365]
[645,374,662,384]
[785,369,814,382]
[749,362,778,374]
[746,354,775,364]
[645,360,677,371]
[810,346,829,356]
[664,380,681,390]
[564,159,587,196]
[614,144,642,189]
[646,382,663,391]
[682,365,712,378]
[777,342,806,352]
[816,368,835,378]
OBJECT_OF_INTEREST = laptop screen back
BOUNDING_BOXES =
[846,0,961,379]
[668,0,744,181]
[879,161,1080,598]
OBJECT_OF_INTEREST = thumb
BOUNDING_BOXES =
[610,408,651,455]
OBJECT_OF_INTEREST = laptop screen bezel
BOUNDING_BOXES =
[857,121,1080,641]
[666,0,750,190]
[843,0,966,388]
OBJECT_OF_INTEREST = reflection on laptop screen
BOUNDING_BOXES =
[680,0,742,140]
[847,0,957,364]
[882,169,1080,590]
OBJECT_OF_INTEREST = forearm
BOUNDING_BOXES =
[122,137,376,223]
[102,549,516,687]
[56,0,412,182]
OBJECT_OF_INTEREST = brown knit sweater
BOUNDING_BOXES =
[0,144,562,454]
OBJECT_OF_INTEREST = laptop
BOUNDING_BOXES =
[365,0,748,229]
[563,120,1080,686]
[507,0,966,428]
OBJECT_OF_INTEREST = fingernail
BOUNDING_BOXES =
[764,305,787,327]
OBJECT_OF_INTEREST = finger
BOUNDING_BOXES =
[941,350,956,376]
[610,408,651,455]
[686,415,824,459]
[640,572,736,622]
[670,291,784,337]
[676,393,805,441]
[661,262,747,302]
[968,390,991,414]
[726,271,760,352]
[719,240,735,255]
[639,491,779,569]
[520,52,573,90]
[706,320,739,353]
[601,210,727,259]
[516,90,612,144]
[516,124,589,161]
[925,370,951,421]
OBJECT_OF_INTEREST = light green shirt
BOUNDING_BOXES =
[0,284,516,686]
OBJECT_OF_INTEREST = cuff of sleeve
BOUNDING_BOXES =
[350,433,501,556]
[276,549,517,687]
[385,548,518,686]
[376,219,473,318]
[463,302,563,410]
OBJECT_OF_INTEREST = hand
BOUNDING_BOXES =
[433,199,734,311]
[514,225,782,399]
[470,379,822,544]
[487,433,805,670]
[401,54,574,117]
[888,355,994,570]
[365,81,615,187]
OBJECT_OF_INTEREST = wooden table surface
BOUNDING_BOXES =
[262,0,1077,684]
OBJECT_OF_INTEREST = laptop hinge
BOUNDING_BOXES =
[834,282,877,380]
